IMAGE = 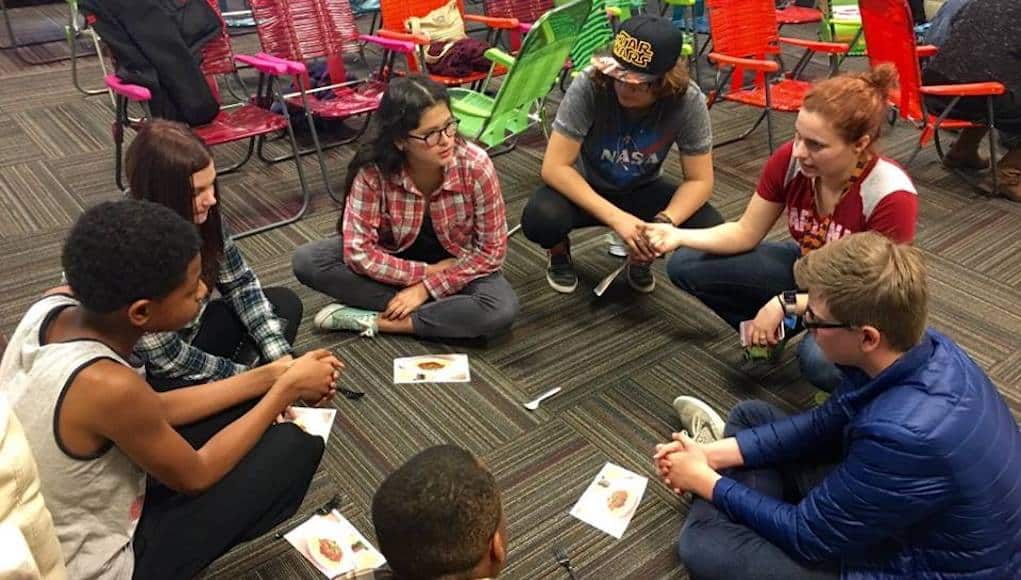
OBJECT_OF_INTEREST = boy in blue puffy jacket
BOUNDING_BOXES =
[656,231,1021,579]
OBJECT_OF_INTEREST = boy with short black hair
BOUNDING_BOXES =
[371,445,507,580]
[0,200,342,579]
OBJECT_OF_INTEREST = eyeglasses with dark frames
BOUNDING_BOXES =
[406,118,459,147]
[803,305,854,331]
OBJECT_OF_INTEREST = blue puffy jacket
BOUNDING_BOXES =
[713,329,1021,578]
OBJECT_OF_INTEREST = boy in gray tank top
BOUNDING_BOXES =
[0,201,343,580]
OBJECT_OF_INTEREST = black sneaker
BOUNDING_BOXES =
[626,261,655,293]
[546,242,578,293]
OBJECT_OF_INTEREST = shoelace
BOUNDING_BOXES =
[690,414,718,445]
[354,314,377,338]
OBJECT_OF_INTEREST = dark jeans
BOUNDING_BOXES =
[132,391,324,579]
[677,400,841,580]
[519,178,725,249]
[292,238,519,340]
[149,287,302,391]
[667,241,843,392]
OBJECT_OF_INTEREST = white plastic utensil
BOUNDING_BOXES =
[593,261,628,297]
[524,387,562,410]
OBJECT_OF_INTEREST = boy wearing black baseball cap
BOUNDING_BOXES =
[520,15,722,294]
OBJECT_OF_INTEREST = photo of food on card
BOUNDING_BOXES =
[286,407,337,444]
[570,462,648,539]
[393,354,470,384]
[284,510,386,578]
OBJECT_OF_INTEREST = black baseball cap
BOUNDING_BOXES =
[592,15,684,84]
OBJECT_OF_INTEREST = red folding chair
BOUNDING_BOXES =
[376,0,518,86]
[775,0,822,27]
[248,0,415,202]
[858,0,1006,194]
[483,0,552,51]
[104,0,316,238]
[705,0,848,152]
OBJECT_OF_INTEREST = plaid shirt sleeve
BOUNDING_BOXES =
[134,329,247,382]
[343,167,427,287]
[217,235,293,362]
[421,151,507,298]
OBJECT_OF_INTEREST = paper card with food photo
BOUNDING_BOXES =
[284,510,386,578]
[393,354,471,384]
[569,462,648,539]
[285,407,337,444]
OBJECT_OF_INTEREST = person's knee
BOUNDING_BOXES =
[264,287,304,323]
[521,188,572,248]
[666,248,707,291]
[474,286,520,339]
[724,400,779,436]
[269,424,325,478]
[291,243,319,287]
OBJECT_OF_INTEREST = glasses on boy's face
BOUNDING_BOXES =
[614,78,658,93]
[406,118,459,147]
[803,305,854,331]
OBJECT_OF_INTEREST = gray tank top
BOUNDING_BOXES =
[0,295,146,580]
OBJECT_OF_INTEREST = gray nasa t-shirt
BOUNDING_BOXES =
[551,70,712,194]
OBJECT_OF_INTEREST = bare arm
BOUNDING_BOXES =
[643,194,785,256]
[661,152,714,225]
[155,359,287,426]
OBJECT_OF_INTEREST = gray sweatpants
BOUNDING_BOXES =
[292,237,519,340]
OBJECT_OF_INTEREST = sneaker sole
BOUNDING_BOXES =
[672,395,726,436]
[313,304,346,330]
[546,271,578,294]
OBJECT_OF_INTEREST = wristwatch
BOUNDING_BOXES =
[782,290,799,316]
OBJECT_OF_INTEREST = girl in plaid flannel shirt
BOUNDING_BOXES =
[126,120,302,388]
[293,77,519,340]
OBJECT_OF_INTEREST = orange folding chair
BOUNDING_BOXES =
[248,0,415,202]
[104,0,317,238]
[706,0,848,152]
[775,0,822,27]
[376,0,518,86]
[858,0,1006,194]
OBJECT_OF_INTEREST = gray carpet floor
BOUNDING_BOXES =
[1,2,1019,579]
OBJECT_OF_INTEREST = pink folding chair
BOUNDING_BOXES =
[104,0,317,238]
[248,0,415,202]
[483,0,552,51]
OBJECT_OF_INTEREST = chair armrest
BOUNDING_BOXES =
[104,75,151,101]
[483,47,516,68]
[360,34,417,54]
[778,36,848,54]
[377,28,430,45]
[463,14,519,29]
[707,52,780,73]
[236,53,294,76]
[916,44,938,58]
[920,82,1006,97]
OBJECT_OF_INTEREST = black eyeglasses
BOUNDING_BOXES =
[803,305,854,331]
[406,118,459,147]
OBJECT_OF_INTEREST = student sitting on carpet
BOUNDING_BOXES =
[126,119,302,390]
[367,445,507,580]
[292,76,519,341]
[519,15,723,295]
[0,200,341,579]
[656,232,1021,579]
[642,65,917,393]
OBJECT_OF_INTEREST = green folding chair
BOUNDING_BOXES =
[819,0,865,59]
[449,0,592,152]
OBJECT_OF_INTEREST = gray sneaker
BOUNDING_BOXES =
[546,245,578,293]
[626,261,656,293]
[313,303,378,337]
[672,396,725,444]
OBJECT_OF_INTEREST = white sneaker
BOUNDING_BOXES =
[672,396,725,444]
[606,232,629,258]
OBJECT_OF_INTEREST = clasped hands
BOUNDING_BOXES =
[381,257,458,321]
[613,213,685,263]
[653,431,723,499]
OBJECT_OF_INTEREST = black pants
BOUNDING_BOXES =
[149,287,303,391]
[520,178,724,249]
[132,391,324,579]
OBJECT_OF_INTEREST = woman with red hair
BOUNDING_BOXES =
[644,65,918,394]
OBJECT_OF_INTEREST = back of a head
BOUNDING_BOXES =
[794,232,927,351]
[372,445,501,580]
[62,200,201,313]
[802,63,898,148]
